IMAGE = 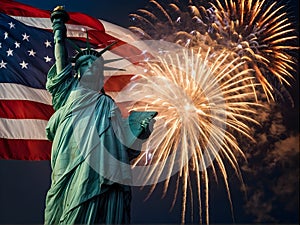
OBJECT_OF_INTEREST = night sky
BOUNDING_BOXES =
[0,0,299,224]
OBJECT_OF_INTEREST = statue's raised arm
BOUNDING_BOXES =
[50,6,69,73]
[46,7,75,110]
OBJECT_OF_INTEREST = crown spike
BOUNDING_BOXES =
[103,66,126,71]
[98,41,118,56]
[86,30,90,50]
[104,58,124,64]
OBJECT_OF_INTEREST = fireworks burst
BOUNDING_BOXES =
[129,0,214,48]
[115,42,259,223]
[209,0,298,101]
[129,0,298,101]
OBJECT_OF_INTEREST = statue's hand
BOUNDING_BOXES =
[128,110,157,141]
[139,118,155,140]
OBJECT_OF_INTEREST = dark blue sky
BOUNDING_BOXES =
[11,0,151,27]
[0,0,299,224]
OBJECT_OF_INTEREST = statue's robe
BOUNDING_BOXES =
[44,64,155,224]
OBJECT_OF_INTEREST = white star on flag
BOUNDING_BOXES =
[8,22,15,29]
[22,33,30,41]
[14,41,21,48]
[0,60,7,68]
[44,40,52,47]
[19,61,28,69]
[6,48,13,56]
[28,49,36,56]
[44,56,52,62]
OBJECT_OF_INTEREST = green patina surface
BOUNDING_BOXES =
[44,7,156,224]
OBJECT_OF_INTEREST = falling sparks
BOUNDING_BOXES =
[116,43,259,223]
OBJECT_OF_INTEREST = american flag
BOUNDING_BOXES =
[0,0,143,160]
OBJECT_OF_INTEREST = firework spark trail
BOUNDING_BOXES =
[210,0,298,101]
[129,0,214,48]
[129,0,298,101]
[115,42,259,223]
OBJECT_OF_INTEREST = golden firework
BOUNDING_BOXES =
[210,0,298,101]
[129,0,298,101]
[129,0,213,47]
[116,44,259,223]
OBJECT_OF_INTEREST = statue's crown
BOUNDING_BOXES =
[74,49,101,62]
[72,41,118,71]
[73,49,101,70]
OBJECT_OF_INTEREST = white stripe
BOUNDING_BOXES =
[10,16,95,38]
[9,16,52,29]
[0,118,47,140]
[99,20,152,57]
[0,83,52,105]
[99,19,140,44]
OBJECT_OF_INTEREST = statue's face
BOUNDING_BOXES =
[77,56,104,91]
[78,58,95,76]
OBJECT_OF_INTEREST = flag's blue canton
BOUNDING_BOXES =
[0,13,54,89]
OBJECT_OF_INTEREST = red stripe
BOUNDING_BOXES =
[0,100,54,120]
[0,138,51,160]
[0,0,104,31]
[87,30,151,62]
[0,0,50,17]
[104,75,134,92]
[68,12,104,31]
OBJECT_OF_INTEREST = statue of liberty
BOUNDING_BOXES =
[44,6,156,224]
